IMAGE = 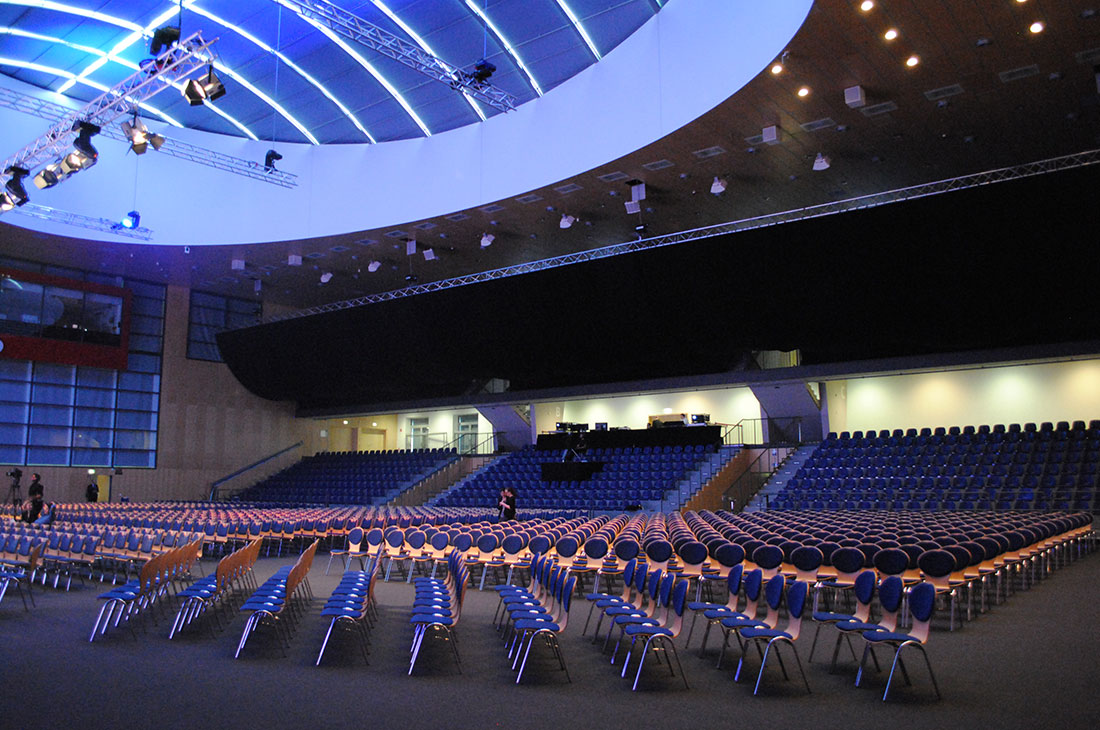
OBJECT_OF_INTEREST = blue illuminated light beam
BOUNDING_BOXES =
[554,1,602,61]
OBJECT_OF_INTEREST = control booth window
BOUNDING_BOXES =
[0,258,164,469]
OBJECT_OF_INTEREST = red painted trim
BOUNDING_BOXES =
[0,267,132,370]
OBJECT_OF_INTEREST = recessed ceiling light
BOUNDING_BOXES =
[771,63,784,75]
[860,1,874,11]
[906,55,920,68]
[1029,21,1044,34]
[884,28,898,41]
[797,86,811,97]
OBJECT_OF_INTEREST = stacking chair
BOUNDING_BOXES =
[512,575,577,684]
[857,582,942,701]
[583,558,637,636]
[717,573,785,669]
[325,527,368,576]
[815,546,866,614]
[316,564,378,666]
[832,575,904,676]
[917,549,961,630]
[409,555,468,674]
[590,563,649,645]
[0,541,43,611]
[736,579,812,696]
[603,569,664,657]
[808,569,876,671]
[700,567,762,658]
[608,572,675,663]
[619,578,690,691]
[684,563,743,649]
[382,529,410,582]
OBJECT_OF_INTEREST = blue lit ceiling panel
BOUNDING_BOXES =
[0,0,661,144]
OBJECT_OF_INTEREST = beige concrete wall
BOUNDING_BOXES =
[31,284,307,504]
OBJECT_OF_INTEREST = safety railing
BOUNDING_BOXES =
[209,441,304,501]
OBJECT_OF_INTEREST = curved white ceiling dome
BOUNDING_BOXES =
[0,0,812,246]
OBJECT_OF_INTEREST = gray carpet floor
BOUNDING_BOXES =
[3,544,1098,730]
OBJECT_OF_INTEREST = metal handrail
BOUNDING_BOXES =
[208,441,303,501]
[442,431,503,456]
[723,417,804,446]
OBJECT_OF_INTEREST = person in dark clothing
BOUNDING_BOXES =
[498,486,517,521]
[85,482,99,502]
[22,473,44,522]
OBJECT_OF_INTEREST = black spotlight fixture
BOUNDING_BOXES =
[472,58,495,84]
[264,149,283,171]
[1,166,30,209]
[67,120,101,171]
[183,65,226,106]
[121,210,141,230]
[149,26,181,56]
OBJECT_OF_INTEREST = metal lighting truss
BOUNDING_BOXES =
[14,203,153,241]
[265,148,1100,325]
[0,31,218,176]
[0,86,298,188]
[274,0,519,113]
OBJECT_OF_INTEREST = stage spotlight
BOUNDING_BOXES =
[472,58,495,83]
[367,260,382,273]
[480,233,495,248]
[183,66,226,106]
[710,176,728,194]
[121,118,164,155]
[3,166,30,207]
[559,214,576,229]
[812,152,831,171]
[120,210,141,229]
[149,26,180,55]
[264,149,283,171]
[423,248,437,261]
[68,121,100,171]
[33,162,66,190]
[319,272,333,284]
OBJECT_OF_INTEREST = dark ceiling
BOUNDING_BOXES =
[2,0,1100,316]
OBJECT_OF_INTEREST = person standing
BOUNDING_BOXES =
[85,481,99,502]
[21,473,45,523]
[498,486,517,521]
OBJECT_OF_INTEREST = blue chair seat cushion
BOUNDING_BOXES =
[604,605,643,616]
[740,627,792,640]
[687,601,725,611]
[812,611,855,622]
[514,618,559,631]
[623,624,672,637]
[720,616,767,630]
[862,630,918,644]
[322,606,366,618]
[835,620,883,632]
[614,616,659,627]
[410,615,453,626]
[703,607,746,619]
